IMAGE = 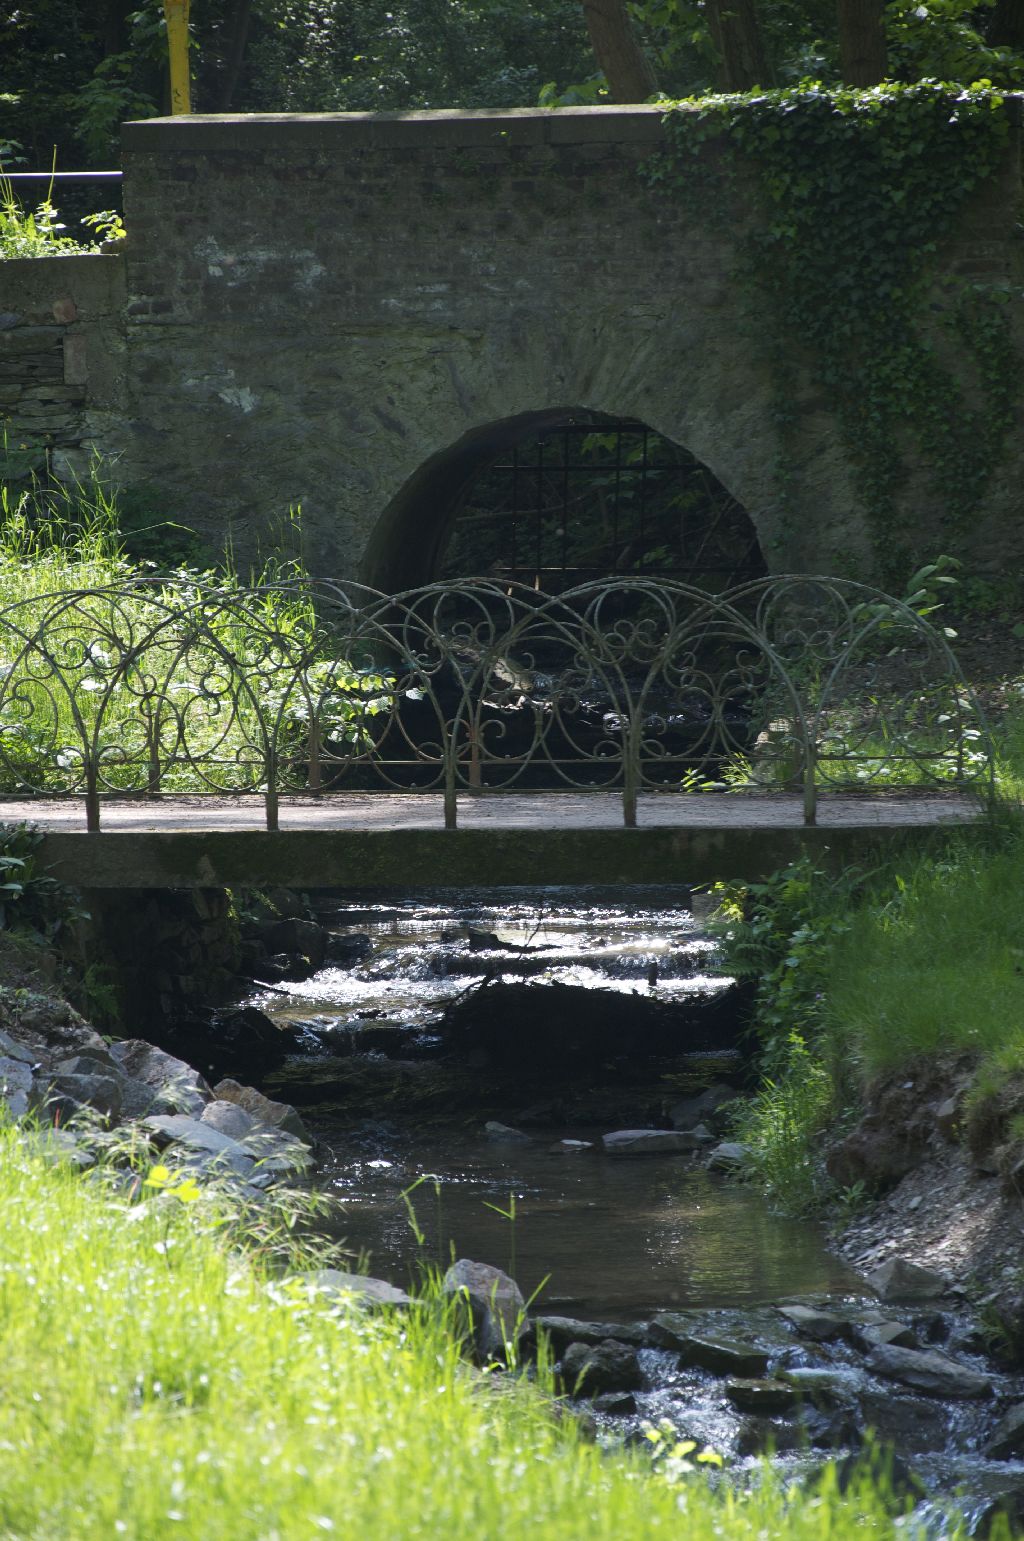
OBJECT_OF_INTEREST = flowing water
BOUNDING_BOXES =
[249,888,1024,1531]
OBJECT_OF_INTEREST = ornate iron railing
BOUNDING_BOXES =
[0,575,993,831]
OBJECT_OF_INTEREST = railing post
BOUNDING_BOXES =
[444,753,458,830]
[803,739,817,827]
[265,751,279,832]
[468,726,481,791]
[146,708,162,796]
[307,716,322,796]
[623,729,638,829]
[85,769,101,833]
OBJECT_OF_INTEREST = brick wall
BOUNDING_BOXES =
[0,254,126,484]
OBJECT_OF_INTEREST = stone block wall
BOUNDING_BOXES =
[0,106,1020,583]
[0,254,127,484]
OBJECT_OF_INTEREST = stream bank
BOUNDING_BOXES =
[11,879,1024,1533]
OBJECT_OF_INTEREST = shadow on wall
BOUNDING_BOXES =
[360,407,767,595]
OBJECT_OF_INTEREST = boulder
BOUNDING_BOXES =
[534,1316,648,1352]
[593,1391,637,1414]
[562,1339,643,1396]
[484,1121,532,1143]
[0,1030,36,1066]
[725,1378,802,1415]
[602,1129,704,1157]
[985,1404,1024,1460]
[30,1127,96,1171]
[212,1079,310,1144]
[143,1114,255,1178]
[649,1317,770,1377]
[856,1320,917,1351]
[54,1052,119,1077]
[867,1344,992,1398]
[825,1122,917,1193]
[668,1084,736,1131]
[44,1072,122,1120]
[868,1257,948,1302]
[201,1099,260,1141]
[778,1304,855,1343]
[111,1040,212,1116]
[10,999,108,1062]
[548,1139,594,1154]
[0,1057,33,1118]
[258,918,327,971]
[325,932,372,966]
[296,1269,412,1308]
[442,1258,526,1362]
[707,1142,750,1172]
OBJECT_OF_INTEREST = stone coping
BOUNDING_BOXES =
[121,104,677,154]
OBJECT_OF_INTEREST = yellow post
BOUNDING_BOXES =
[164,0,192,115]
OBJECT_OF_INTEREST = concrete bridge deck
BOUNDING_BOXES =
[3,791,982,890]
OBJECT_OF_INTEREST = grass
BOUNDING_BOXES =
[0,1123,939,1541]
[824,825,1024,1080]
[0,470,390,795]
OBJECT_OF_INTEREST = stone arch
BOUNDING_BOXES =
[360,407,767,594]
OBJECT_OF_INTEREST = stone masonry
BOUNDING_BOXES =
[1,105,1021,584]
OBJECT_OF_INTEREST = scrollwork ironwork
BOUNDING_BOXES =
[0,575,992,830]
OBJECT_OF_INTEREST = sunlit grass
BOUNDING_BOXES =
[824,824,1024,1083]
[0,1125,942,1540]
[0,472,389,795]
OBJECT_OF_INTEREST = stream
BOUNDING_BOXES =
[245,887,1024,1534]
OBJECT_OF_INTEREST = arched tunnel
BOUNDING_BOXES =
[360,409,766,594]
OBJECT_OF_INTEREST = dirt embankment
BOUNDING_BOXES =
[826,1060,1024,1351]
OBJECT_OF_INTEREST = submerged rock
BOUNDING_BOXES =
[726,1377,802,1415]
[855,1320,917,1351]
[649,1317,770,1377]
[707,1141,750,1172]
[602,1129,704,1157]
[561,1339,643,1396]
[867,1343,992,1398]
[778,1304,855,1344]
[534,1316,648,1352]
[985,1403,1024,1460]
[484,1120,532,1143]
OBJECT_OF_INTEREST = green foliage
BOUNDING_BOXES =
[647,82,1020,584]
[825,823,1024,1081]
[729,1033,837,1214]
[0,1122,929,1539]
[711,858,854,1057]
[0,462,392,794]
[0,822,81,939]
[0,173,88,259]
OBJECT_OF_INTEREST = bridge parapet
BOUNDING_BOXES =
[0,576,992,833]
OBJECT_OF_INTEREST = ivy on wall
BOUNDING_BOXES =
[645,82,1021,583]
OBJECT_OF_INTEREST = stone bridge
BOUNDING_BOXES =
[2,105,1022,587]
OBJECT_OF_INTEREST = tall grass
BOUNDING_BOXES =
[825,825,1024,1081]
[0,1125,934,1540]
[0,470,389,795]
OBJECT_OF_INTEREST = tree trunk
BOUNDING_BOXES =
[580,0,659,103]
[218,0,254,112]
[705,0,771,91]
[837,0,888,86]
[989,0,1024,50]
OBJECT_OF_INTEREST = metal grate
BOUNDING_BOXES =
[441,422,766,592]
